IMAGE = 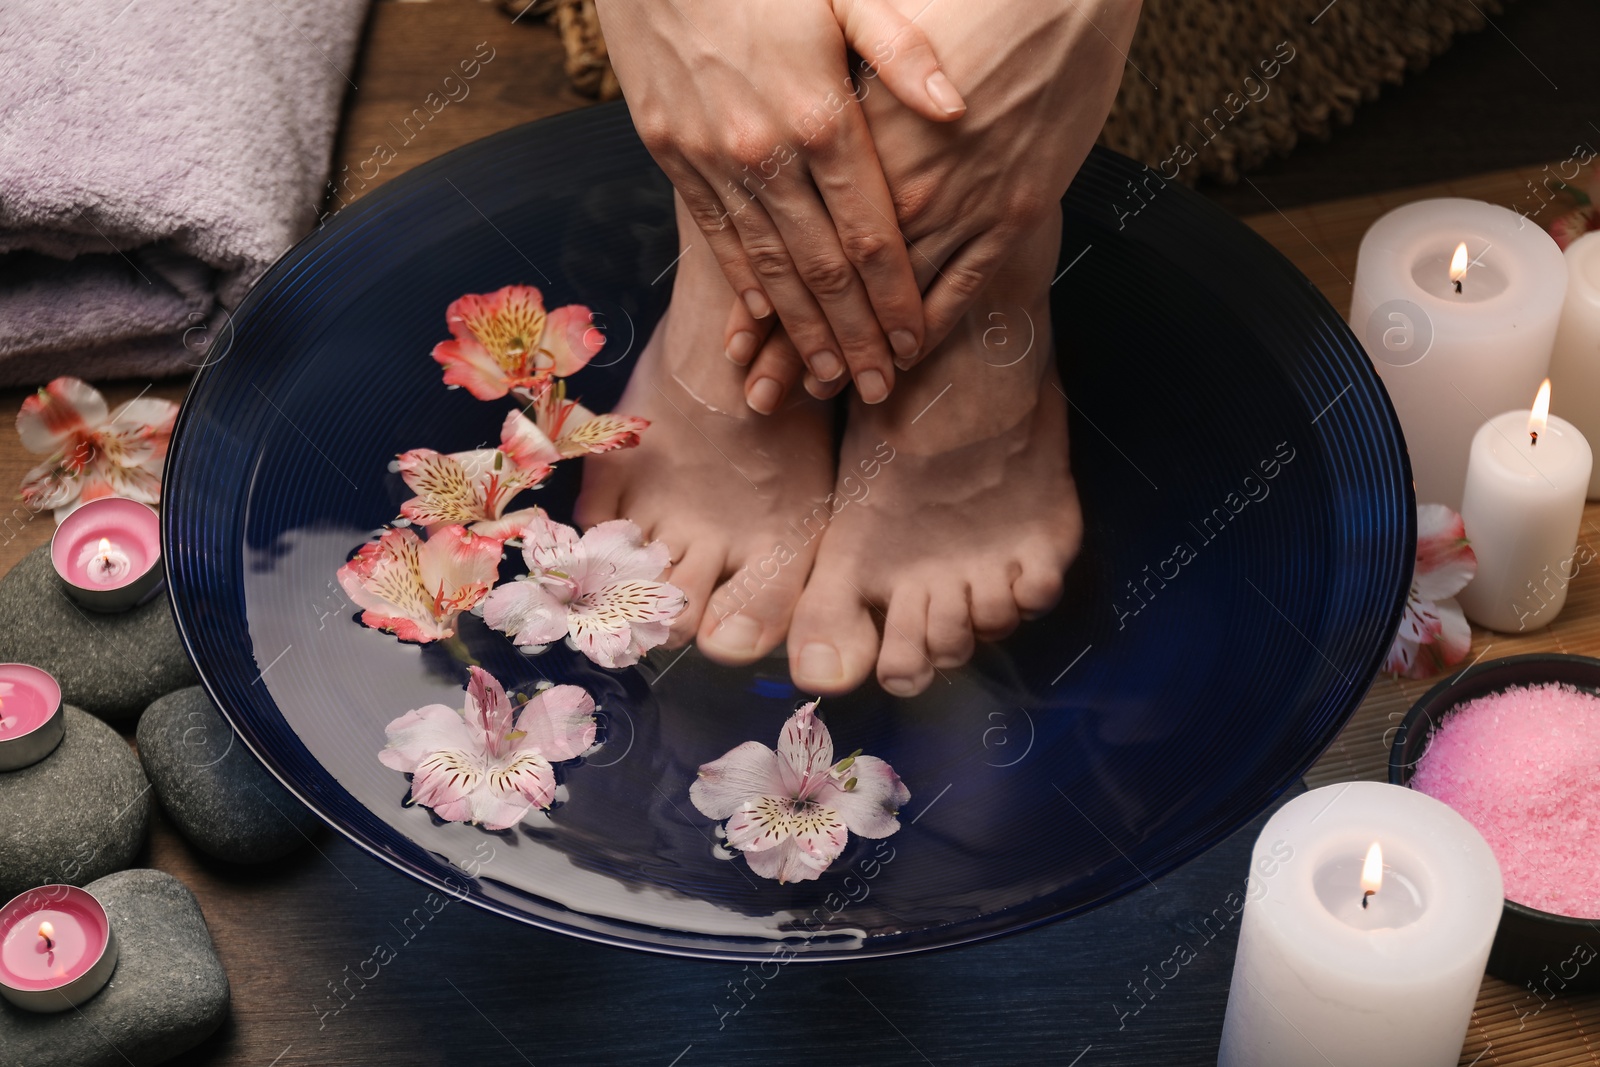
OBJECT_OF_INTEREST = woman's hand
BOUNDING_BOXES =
[728,0,1142,411]
[596,0,968,403]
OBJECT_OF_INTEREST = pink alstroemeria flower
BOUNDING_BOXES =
[431,285,604,402]
[380,666,597,830]
[1385,504,1478,679]
[690,702,910,883]
[337,525,503,643]
[396,414,556,532]
[481,514,684,668]
[17,377,179,520]
[500,381,649,466]
[1550,204,1600,251]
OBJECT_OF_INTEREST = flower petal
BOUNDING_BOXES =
[690,741,786,820]
[500,409,562,470]
[416,525,504,616]
[555,410,650,457]
[817,755,909,839]
[398,449,486,526]
[20,458,78,513]
[465,665,516,757]
[337,528,455,642]
[1414,504,1477,601]
[380,703,475,773]
[477,751,556,827]
[540,303,604,377]
[518,511,583,574]
[579,519,672,584]
[433,337,512,401]
[742,838,838,883]
[471,506,546,541]
[775,702,833,799]
[515,683,597,762]
[482,578,570,647]
[16,378,106,455]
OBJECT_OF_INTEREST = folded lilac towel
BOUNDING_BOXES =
[0,0,369,385]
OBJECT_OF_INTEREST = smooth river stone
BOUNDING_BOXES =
[0,544,198,722]
[0,705,151,901]
[137,687,318,863]
[0,869,230,1066]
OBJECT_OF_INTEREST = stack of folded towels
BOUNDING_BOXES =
[0,0,370,385]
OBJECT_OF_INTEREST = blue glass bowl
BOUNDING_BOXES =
[163,104,1413,961]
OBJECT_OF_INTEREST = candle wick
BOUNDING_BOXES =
[1361,890,1374,910]
[1531,431,1539,448]
[1454,279,1463,294]
[42,936,54,950]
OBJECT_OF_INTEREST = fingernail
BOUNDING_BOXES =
[925,70,966,116]
[742,289,772,318]
[809,350,844,382]
[889,329,919,361]
[726,330,758,364]
[893,353,919,371]
[857,369,888,404]
[747,377,783,414]
[798,642,843,684]
[708,614,762,656]
[881,676,918,697]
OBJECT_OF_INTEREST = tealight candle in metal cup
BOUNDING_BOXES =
[0,664,63,772]
[49,497,163,613]
[0,884,119,1012]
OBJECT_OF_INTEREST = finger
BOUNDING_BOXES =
[810,117,926,372]
[803,369,849,401]
[721,180,855,387]
[757,170,897,403]
[724,297,776,367]
[743,329,809,414]
[833,0,966,121]
[918,231,1008,357]
[670,175,775,322]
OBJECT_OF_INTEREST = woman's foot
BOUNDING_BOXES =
[784,209,1082,696]
[574,197,837,664]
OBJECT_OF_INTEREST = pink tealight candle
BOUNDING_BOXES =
[49,497,163,613]
[0,885,118,1012]
[1412,682,1600,917]
[0,664,64,771]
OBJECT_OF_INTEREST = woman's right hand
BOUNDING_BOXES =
[594,0,968,403]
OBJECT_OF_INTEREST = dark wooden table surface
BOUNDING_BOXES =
[2,1,1598,1063]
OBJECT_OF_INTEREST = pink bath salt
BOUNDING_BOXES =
[1411,681,1600,918]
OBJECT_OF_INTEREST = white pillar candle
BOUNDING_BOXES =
[1218,782,1502,1067]
[1351,199,1567,509]
[1547,230,1600,499]
[1456,381,1592,632]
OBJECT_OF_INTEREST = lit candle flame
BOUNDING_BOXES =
[1360,842,1383,909]
[1449,242,1469,293]
[38,921,54,950]
[76,536,131,584]
[1529,378,1551,447]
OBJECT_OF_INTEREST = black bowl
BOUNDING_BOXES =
[1389,652,1600,993]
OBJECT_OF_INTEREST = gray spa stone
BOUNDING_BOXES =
[137,687,317,864]
[0,544,197,722]
[0,705,151,901]
[0,869,229,1066]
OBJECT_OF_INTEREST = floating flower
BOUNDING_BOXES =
[380,666,597,829]
[500,382,649,466]
[481,514,684,668]
[690,702,909,883]
[16,377,179,521]
[1550,203,1600,251]
[396,413,556,531]
[337,525,503,643]
[1385,503,1478,679]
[432,285,604,402]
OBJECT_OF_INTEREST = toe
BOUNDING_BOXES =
[572,477,622,531]
[925,581,975,669]
[661,541,727,649]
[787,572,880,696]
[1014,547,1066,620]
[970,565,1022,641]
[876,584,933,697]
[698,547,811,666]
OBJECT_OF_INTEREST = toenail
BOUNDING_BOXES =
[881,676,919,697]
[809,350,844,382]
[857,369,888,404]
[727,331,758,364]
[888,329,918,361]
[797,642,843,684]
[747,377,783,414]
[709,614,762,655]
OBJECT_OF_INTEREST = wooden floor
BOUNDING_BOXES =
[3,1,1599,1063]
